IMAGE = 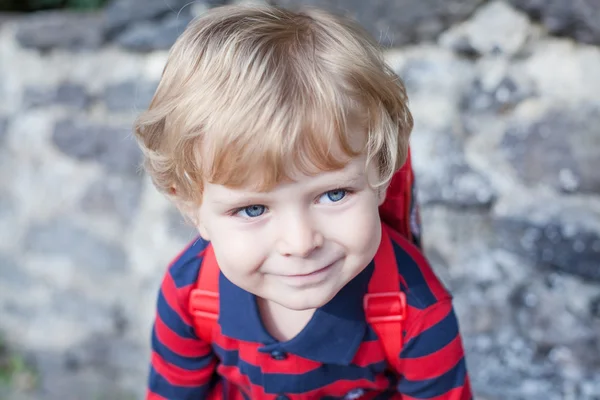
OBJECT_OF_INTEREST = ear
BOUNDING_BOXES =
[192,205,210,241]
[174,200,210,240]
[196,219,210,241]
[189,209,210,241]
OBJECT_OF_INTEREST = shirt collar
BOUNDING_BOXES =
[218,261,375,365]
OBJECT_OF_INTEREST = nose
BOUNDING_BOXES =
[276,211,323,258]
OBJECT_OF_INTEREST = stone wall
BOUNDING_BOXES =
[0,0,599,399]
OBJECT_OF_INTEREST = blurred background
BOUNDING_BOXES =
[0,0,599,399]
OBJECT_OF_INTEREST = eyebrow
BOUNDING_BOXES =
[208,168,367,207]
[312,166,367,187]
[330,172,365,187]
[209,192,267,207]
[207,185,278,209]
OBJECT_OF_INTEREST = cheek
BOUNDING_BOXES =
[210,227,267,277]
[350,209,381,252]
[326,196,382,253]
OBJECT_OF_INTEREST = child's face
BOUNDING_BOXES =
[196,154,385,311]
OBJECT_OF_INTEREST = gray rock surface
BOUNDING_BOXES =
[23,83,89,110]
[462,74,535,114]
[409,125,497,209]
[1,2,600,399]
[24,219,129,274]
[511,0,600,45]
[52,119,142,176]
[0,254,27,288]
[103,80,158,112]
[80,175,144,224]
[440,1,532,57]
[494,206,600,281]
[0,117,7,145]
[15,12,104,50]
[10,0,600,54]
[115,13,194,52]
[103,0,194,36]
[419,159,497,208]
[502,105,600,194]
[272,0,485,46]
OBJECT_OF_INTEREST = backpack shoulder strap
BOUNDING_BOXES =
[188,232,407,365]
[364,225,407,373]
[378,147,414,242]
[188,243,220,343]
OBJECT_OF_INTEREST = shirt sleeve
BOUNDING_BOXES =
[397,299,472,400]
[147,270,218,400]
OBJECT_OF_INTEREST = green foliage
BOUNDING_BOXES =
[0,335,37,392]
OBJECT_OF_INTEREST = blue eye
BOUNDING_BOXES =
[320,189,347,203]
[238,205,266,218]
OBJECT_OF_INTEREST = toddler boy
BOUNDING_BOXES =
[135,4,471,399]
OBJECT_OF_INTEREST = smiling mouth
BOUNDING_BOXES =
[288,263,334,278]
[275,260,340,288]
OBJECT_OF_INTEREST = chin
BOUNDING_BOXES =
[275,289,337,311]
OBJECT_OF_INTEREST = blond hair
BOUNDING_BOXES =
[134,4,413,207]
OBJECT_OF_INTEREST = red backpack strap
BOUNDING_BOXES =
[378,148,414,241]
[188,244,220,343]
[364,225,407,373]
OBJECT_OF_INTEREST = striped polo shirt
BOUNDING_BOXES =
[147,225,472,399]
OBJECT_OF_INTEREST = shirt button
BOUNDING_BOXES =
[270,350,287,360]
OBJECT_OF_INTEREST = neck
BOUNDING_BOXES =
[257,298,316,342]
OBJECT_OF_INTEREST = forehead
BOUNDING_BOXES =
[204,154,370,198]
[201,121,369,193]
[281,153,369,185]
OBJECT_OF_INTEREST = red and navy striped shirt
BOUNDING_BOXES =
[147,225,471,399]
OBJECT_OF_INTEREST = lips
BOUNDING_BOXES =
[281,256,344,279]
[287,263,333,277]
